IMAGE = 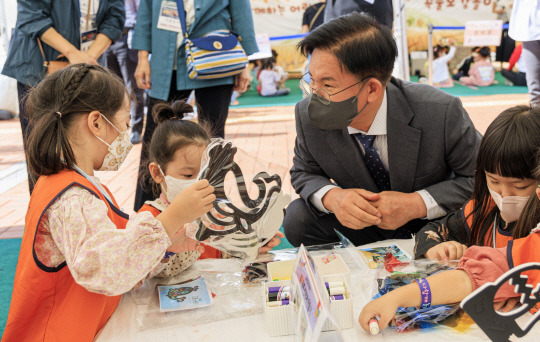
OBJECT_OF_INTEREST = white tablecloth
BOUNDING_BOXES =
[96,239,539,341]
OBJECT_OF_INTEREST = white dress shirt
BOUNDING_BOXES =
[310,90,447,220]
[509,0,540,41]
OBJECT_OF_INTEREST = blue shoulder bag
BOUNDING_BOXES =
[175,0,248,80]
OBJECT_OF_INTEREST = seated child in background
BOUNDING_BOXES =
[432,40,456,88]
[459,47,495,87]
[414,105,540,261]
[258,58,290,97]
[272,49,288,88]
[501,43,527,86]
[2,64,215,341]
[452,46,479,80]
[141,100,285,278]
[359,179,540,332]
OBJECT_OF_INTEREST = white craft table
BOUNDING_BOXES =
[96,239,539,342]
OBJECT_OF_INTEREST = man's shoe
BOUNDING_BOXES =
[130,131,141,144]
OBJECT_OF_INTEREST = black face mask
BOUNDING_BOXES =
[308,79,370,130]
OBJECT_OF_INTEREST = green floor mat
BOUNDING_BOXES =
[0,238,21,338]
[232,79,303,108]
[410,72,528,97]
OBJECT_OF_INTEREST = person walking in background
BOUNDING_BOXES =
[324,0,393,28]
[1,0,125,194]
[501,43,527,86]
[132,0,258,211]
[104,0,146,144]
[302,1,326,33]
[509,0,540,107]
[492,0,514,63]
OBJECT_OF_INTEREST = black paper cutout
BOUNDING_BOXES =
[461,263,540,342]
[195,141,282,242]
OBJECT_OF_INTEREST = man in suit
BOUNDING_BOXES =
[283,13,481,247]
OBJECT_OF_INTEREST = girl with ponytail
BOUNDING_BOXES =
[2,64,215,342]
[140,100,284,278]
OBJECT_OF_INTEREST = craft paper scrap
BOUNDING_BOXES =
[359,244,411,269]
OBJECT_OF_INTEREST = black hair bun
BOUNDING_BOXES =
[153,100,194,124]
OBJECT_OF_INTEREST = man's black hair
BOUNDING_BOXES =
[298,12,397,85]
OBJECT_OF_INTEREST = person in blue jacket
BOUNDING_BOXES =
[132,0,258,211]
[1,0,125,193]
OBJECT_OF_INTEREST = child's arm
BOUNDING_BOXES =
[359,245,517,333]
[358,270,473,332]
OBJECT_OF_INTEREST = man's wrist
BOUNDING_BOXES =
[409,192,427,220]
[322,188,338,212]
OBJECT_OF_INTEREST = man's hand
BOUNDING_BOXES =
[372,191,427,230]
[322,188,381,230]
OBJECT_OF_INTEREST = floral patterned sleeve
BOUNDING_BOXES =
[414,209,468,259]
[44,186,172,296]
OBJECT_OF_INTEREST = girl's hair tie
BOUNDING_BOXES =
[56,111,62,119]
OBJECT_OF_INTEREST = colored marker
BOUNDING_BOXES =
[268,291,290,301]
[369,317,380,335]
[268,286,290,293]
[325,281,344,289]
[330,294,344,300]
[328,287,345,296]
[267,299,290,307]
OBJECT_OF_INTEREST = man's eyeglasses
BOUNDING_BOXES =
[299,73,372,105]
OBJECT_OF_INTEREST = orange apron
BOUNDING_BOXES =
[2,170,128,342]
[462,199,513,248]
[507,232,540,314]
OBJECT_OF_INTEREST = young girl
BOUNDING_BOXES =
[2,64,215,342]
[258,58,290,97]
[140,100,284,277]
[414,105,540,261]
[359,169,540,332]
[432,40,456,88]
[459,46,495,87]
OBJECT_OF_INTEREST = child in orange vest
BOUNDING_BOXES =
[359,183,540,332]
[414,105,540,261]
[1,65,215,342]
[139,100,284,278]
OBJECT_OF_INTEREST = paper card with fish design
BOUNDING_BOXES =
[158,276,213,312]
[358,244,411,269]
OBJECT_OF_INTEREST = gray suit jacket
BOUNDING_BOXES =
[291,77,481,220]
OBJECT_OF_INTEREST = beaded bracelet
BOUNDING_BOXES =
[414,278,432,309]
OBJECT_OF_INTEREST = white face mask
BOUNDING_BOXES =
[94,115,133,171]
[158,165,197,202]
[488,188,531,223]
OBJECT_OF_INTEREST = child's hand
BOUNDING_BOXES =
[168,227,206,254]
[358,295,399,333]
[424,241,468,261]
[258,231,285,254]
[170,179,215,224]
[494,297,520,312]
